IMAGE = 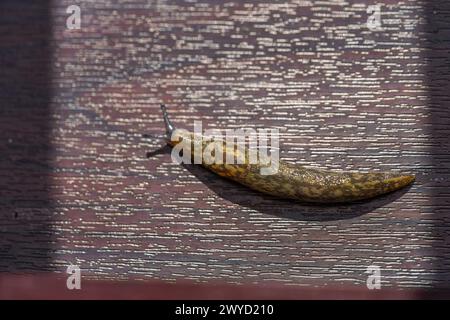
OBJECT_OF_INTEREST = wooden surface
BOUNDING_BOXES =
[2,274,448,300]
[1,0,450,291]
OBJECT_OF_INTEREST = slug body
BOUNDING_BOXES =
[160,105,415,203]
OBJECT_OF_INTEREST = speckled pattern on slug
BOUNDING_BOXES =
[169,129,415,203]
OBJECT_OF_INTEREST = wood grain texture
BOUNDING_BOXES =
[1,0,450,290]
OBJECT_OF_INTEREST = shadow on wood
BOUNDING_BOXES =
[147,145,412,222]
[184,164,412,222]
[425,1,450,289]
[0,1,54,272]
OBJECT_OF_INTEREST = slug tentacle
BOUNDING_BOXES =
[161,104,175,140]
[159,105,415,203]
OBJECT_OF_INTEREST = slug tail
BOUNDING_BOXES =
[349,172,415,202]
[380,173,415,193]
[317,171,417,203]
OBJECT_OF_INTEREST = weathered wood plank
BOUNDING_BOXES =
[1,0,450,290]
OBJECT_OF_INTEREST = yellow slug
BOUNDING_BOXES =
[160,104,415,203]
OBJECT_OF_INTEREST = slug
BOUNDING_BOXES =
[159,104,415,203]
